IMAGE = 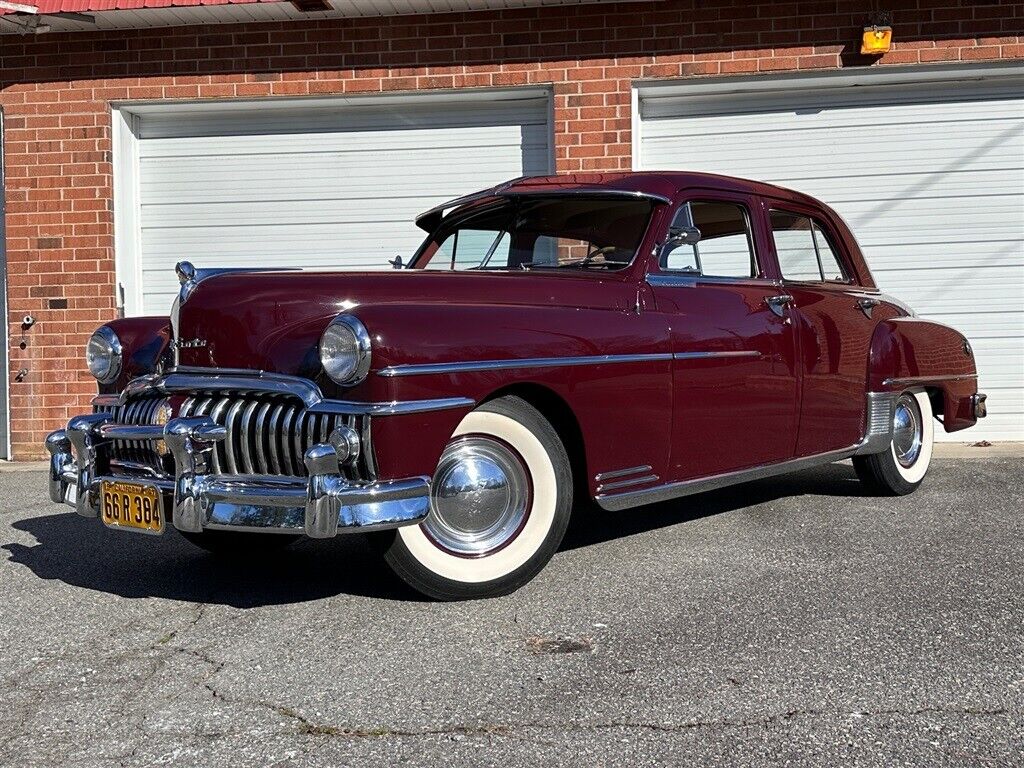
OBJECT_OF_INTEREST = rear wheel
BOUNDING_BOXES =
[381,395,573,601]
[853,388,934,496]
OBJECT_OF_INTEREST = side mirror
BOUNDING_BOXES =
[388,255,404,269]
[658,226,702,266]
[668,226,702,246]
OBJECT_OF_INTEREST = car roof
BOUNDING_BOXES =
[415,171,824,231]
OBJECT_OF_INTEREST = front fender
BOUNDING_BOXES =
[868,317,980,432]
[353,301,674,491]
[99,317,172,394]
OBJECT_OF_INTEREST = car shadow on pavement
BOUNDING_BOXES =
[4,515,421,606]
[4,461,866,605]
[562,461,868,551]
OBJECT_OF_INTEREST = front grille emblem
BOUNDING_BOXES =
[173,338,207,349]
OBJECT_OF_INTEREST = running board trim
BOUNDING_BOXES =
[594,444,860,512]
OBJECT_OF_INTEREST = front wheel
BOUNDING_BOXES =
[853,388,934,496]
[381,395,573,601]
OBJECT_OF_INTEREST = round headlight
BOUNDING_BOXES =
[86,326,122,384]
[319,315,371,386]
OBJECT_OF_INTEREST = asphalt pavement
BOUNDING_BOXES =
[1,458,1021,767]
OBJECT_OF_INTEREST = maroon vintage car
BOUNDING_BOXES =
[46,172,986,600]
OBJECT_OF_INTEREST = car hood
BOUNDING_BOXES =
[172,269,636,378]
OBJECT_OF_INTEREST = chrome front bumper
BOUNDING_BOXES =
[45,413,430,538]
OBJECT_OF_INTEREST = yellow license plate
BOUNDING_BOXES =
[100,480,164,534]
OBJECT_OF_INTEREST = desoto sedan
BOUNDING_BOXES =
[46,172,987,600]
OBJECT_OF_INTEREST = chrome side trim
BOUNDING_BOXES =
[377,353,673,378]
[597,474,660,493]
[855,391,897,455]
[596,444,861,512]
[596,391,902,511]
[673,351,761,360]
[104,368,474,416]
[594,464,652,482]
[882,373,978,388]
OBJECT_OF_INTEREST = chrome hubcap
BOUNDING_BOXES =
[425,436,531,556]
[892,394,923,468]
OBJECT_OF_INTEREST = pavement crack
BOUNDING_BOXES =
[248,705,1020,741]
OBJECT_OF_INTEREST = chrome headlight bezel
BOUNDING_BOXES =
[86,326,123,384]
[319,315,372,386]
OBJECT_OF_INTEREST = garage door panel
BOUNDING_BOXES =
[141,123,552,158]
[126,91,553,317]
[639,74,1024,441]
[139,147,547,195]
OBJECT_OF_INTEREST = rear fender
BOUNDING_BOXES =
[868,318,979,433]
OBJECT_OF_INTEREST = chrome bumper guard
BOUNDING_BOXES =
[45,414,430,538]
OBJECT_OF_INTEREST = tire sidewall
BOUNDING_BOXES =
[385,397,572,600]
[890,389,934,485]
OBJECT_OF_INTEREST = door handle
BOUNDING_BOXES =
[765,294,794,319]
[856,297,880,318]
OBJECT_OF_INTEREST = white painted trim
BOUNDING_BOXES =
[629,84,641,171]
[111,107,143,317]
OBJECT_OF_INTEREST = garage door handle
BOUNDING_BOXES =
[857,297,880,318]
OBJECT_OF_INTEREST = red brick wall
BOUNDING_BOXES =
[1,0,1022,458]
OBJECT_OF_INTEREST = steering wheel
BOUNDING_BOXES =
[583,245,617,262]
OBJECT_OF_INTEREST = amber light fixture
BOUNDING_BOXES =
[861,25,893,55]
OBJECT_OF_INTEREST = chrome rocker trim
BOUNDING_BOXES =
[45,415,431,538]
[595,392,898,512]
[104,367,474,416]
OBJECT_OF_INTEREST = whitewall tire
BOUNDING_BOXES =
[381,395,573,600]
[853,388,934,495]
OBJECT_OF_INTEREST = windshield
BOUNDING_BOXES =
[412,196,654,271]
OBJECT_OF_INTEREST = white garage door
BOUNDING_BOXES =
[637,68,1024,442]
[115,89,552,315]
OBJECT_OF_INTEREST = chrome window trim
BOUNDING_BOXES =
[102,368,474,416]
[377,353,673,378]
[659,199,761,279]
[645,273,779,289]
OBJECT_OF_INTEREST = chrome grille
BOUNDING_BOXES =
[93,396,169,471]
[178,394,371,480]
[94,393,374,480]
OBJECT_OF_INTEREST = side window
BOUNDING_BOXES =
[813,222,846,281]
[423,226,510,270]
[662,201,758,278]
[770,210,848,282]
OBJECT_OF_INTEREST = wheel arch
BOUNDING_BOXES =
[481,383,589,503]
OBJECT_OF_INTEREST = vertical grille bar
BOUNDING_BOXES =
[104,392,369,480]
[268,403,285,475]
